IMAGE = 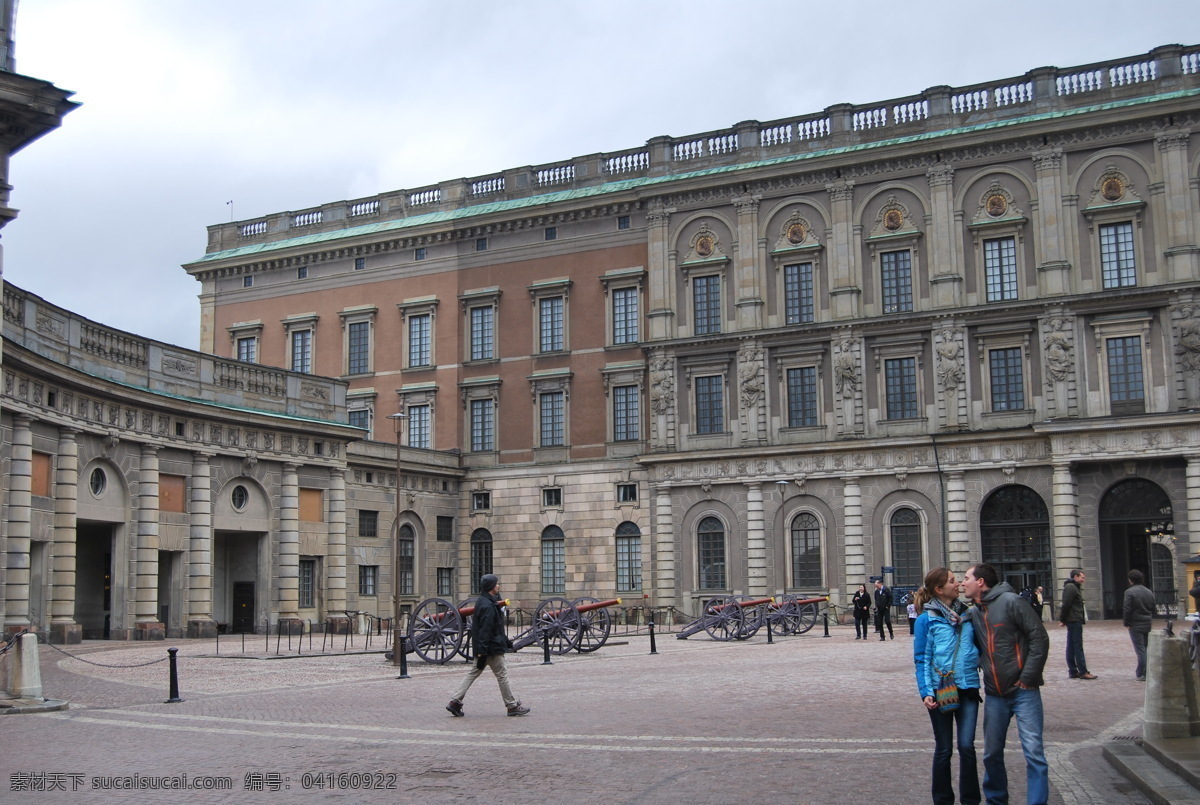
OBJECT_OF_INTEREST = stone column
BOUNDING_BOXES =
[843,476,865,587]
[134,444,164,640]
[50,427,81,644]
[945,471,970,572]
[825,181,860,319]
[926,164,963,308]
[1051,461,1081,583]
[745,482,766,596]
[1156,130,1199,283]
[1185,457,1200,611]
[653,484,676,612]
[277,462,300,624]
[1031,150,1073,295]
[186,452,216,638]
[326,468,349,629]
[733,195,763,331]
[4,415,33,633]
[1143,630,1200,739]
[646,207,676,340]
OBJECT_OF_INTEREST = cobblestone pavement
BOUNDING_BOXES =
[1,619,1159,804]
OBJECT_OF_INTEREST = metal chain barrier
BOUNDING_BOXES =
[32,633,170,668]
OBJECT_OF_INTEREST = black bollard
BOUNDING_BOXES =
[396,634,410,679]
[165,647,183,703]
[822,611,830,638]
[648,613,658,655]
[766,616,774,644]
[541,629,553,665]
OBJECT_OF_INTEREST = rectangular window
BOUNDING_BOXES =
[291,329,312,374]
[786,366,818,427]
[436,516,454,542]
[541,538,566,594]
[354,257,365,270]
[613,385,640,442]
[348,409,370,433]
[617,483,638,503]
[783,263,814,324]
[881,250,913,313]
[1100,222,1136,288]
[616,535,642,592]
[397,540,414,595]
[695,375,724,434]
[243,276,253,288]
[545,227,557,241]
[159,474,186,513]
[884,357,918,419]
[984,237,1018,302]
[539,296,564,352]
[476,237,488,251]
[408,313,431,368]
[542,488,562,508]
[347,321,370,375]
[358,565,377,597]
[470,399,495,451]
[437,567,454,598]
[299,488,324,522]
[693,274,721,335]
[617,215,631,230]
[540,391,565,446]
[358,510,378,538]
[297,266,308,279]
[471,491,491,511]
[31,452,52,498]
[1107,335,1145,415]
[236,336,257,363]
[415,247,427,261]
[988,348,1025,411]
[407,404,430,449]
[470,306,494,361]
[299,559,316,608]
[612,287,640,345]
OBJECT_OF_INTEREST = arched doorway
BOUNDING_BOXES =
[1099,479,1173,618]
[980,485,1052,596]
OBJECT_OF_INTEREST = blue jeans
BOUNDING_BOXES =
[983,688,1048,805]
[1129,628,1149,679]
[1064,621,1087,676]
[929,692,980,805]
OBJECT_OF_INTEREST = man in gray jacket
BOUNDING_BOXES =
[1122,569,1156,681]
[1059,570,1096,679]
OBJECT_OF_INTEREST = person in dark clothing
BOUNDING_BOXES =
[1190,572,1200,617]
[446,574,530,717]
[1122,569,1156,681]
[852,583,873,640]
[874,579,894,640]
[1059,570,1096,680]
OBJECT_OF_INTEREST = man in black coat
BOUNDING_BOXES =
[873,579,894,640]
[446,574,530,717]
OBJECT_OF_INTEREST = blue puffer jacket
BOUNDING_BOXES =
[913,601,980,700]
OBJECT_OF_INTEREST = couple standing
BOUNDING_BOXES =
[912,563,1050,805]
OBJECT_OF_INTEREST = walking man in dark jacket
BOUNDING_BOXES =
[1059,570,1097,679]
[1122,569,1156,681]
[873,579,894,640]
[446,574,530,717]
[964,562,1050,805]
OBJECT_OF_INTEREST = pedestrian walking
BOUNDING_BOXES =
[913,567,981,805]
[907,597,918,635]
[852,583,872,640]
[874,579,894,641]
[1122,569,1155,681]
[446,574,530,717]
[1059,570,1097,680]
[963,562,1050,805]
[1032,587,1046,621]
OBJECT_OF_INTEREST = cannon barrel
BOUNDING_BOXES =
[708,596,774,613]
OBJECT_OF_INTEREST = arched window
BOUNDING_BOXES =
[470,528,493,593]
[698,516,726,590]
[791,512,822,588]
[889,508,922,587]
[980,485,1051,593]
[615,521,642,592]
[1151,542,1173,606]
[541,525,566,594]
[397,524,415,595]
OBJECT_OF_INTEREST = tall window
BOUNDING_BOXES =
[539,296,564,352]
[436,516,454,542]
[437,567,454,598]
[347,321,370,375]
[695,375,724,434]
[1107,335,1145,415]
[471,529,493,592]
[613,385,640,441]
[784,263,814,324]
[1100,222,1136,289]
[539,391,565,447]
[299,559,316,608]
[470,306,494,361]
[693,275,721,335]
[470,399,495,451]
[615,521,642,592]
[612,287,639,345]
[989,348,1024,411]
[407,404,431,449]
[540,525,566,594]
[697,516,726,590]
[881,250,913,314]
[884,357,918,420]
[890,508,922,587]
[358,509,378,538]
[236,336,257,363]
[291,329,312,374]
[408,313,431,368]
[397,525,415,595]
[348,409,370,433]
[358,565,377,597]
[984,237,1018,302]
[786,366,817,428]
[790,512,822,588]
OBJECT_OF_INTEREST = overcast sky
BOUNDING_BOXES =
[4,1,1198,350]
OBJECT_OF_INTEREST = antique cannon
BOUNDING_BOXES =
[676,594,826,641]
[404,595,621,664]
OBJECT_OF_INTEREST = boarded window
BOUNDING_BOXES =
[31,452,52,498]
[160,474,186,513]
[299,488,324,522]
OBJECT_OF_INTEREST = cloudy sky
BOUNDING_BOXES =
[4,1,1199,350]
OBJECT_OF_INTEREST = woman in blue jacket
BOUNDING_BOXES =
[913,567,981,805]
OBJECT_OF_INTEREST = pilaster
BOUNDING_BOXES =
[926,164,963,308]
[326,468,348,616]
[843,476,864,586]
[945,471,969,572]
[744,482,766,596]
[278,463,300,622]
[50,427,81,644]
[733,195,763,331]
[646,207,676,340]
[186,452,216,639]
[1032,149,1073,295]
[826,181,861,319]
[4,415,33,633]
[134,444,163,640]
[653,484,676,611]
[1051,461,1081,581]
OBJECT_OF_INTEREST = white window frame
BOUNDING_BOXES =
[787,509,826,590]
[529,278,572,355]
[338,305,377,377]
[872,337,927,425]
[397,384,437,449]
[460,287,501,364]
[600,267,645,347]
[1090,313,1153,416]
[228,320,263,364]
[282,313,319,374]
[398,297,438,370]
[974,325,1033,418]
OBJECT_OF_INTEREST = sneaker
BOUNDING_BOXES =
[507,704,530,717]
[446,699,464,717]
[1078,672,1098,680]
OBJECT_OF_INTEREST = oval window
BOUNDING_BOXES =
[89,467,107,497]
[231,484,249,511]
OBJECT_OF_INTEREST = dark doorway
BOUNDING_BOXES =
[232,582,255,633]
[981,485,1052,596]
[1099,478,1173,618]
[76,524,114,639]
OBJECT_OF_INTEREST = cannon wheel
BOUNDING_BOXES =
[701,596,744,642]
[733,595,765,640]
[534,597,582,655]
[407,597,464,664]
[769,595,801,635]
[571,596,612,653]
[791,600,820,635]
[454,598,478,659]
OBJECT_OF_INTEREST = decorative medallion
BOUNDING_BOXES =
[1101,175,1124,202]
[883,209,904,231]
[986,194,1008,217]
[786,222,806,244]
[696,235,715,257]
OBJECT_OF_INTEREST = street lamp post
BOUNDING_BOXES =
[386,413,407,666]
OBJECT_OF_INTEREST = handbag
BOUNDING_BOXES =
[933,624,963,711]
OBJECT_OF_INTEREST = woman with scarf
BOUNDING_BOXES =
[913,568,981,805]
[852,583,872,639]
